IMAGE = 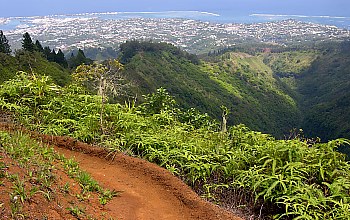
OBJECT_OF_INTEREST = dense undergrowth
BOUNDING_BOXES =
[1,71,350,219]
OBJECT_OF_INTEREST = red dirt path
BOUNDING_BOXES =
[50,136,241,220]
[1,123,242,220]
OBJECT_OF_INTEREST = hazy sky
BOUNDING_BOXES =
[2,0,348,17]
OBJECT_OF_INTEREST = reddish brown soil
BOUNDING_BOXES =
[0,146,115,220]
[0,123,242,220]
[49,137,241,220]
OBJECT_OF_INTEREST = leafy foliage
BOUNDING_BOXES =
[0,51,71,86]
[139,87,176,115]
[67,49,93,69]
[262,51,318,76]
[22,32,35,52]
[117,42,303,138]
[0,30,11,55]
[3,38,348,142]
[119,40,199,64]
[297,44,350,141]
[73,60,126,97]
[201,52,301,137]
[1,71,350,219]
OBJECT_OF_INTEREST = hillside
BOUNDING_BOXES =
[0,124,237,219]
[0,51,71,86]
[121,41,350,141]
[2,40,349,142]
[297,42,350,141]
[260,43,350,141]
[262,50,319,76]
[1,71,349,219]
[121,42,300,137]
[123,47,228,120]
[262,50,318,91]
[201,52,300,137]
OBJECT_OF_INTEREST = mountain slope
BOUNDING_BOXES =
[0,51,71,86]
[202,52,301,137]
[259,42,350,141]
[121,42,300,137]
[124,50,229,119]
[297,43,350,140]
[1,71,349,220]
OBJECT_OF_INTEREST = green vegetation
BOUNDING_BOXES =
[0,71,349,219]
[123,46,229,118]
[120,41,350,142]
[120,40,199,64]
[1,38,349,141]
[121,41,300,137]
[0,50,71,86]
[259,42,350,142]
[263,51,318,76]
[21,32,68,68]
[298,41,350,141]
[0,30,11,55]
[201,52,300,137]
[0,129,118,218]
[0,31,70,86]
[1,38,350,218]
[67,49,93,69]
[22,32,35,52]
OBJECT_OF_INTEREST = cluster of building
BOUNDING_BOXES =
[3,14,350,53]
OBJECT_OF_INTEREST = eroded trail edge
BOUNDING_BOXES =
[1,123,241,220]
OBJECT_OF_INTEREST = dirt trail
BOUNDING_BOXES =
[21,129,240,220]
[0,123,241,219]
[53,144,240,220]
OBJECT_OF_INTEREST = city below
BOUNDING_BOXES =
[1,12,350,54]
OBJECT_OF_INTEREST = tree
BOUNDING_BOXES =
[22,32,34,52]
[55,49,68,67]
[73,60,129,133]
[34,40,44,53]
[0,30,11,55]
[50,49,56,62]
[68,49,93,69]
[220,105,229,133]
[140,87,176,115]
[43,46,51,59]
[76,49,92,65]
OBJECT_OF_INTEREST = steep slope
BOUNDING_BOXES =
[124,50,229,121]
[2,70,350,220]
[262,50,319,76]
[0,51,71,86]
[0,124,239,220]
[262,50,319,90]
[202,52,301,137]
[297,42,350,140]
[260,42,350,141]
[123,44,300,137]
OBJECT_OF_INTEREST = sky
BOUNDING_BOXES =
[1,0,349,17]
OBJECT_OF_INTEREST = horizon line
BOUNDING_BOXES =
[1,10,221,19]
[250,13,350,19]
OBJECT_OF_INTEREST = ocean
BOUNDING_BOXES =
[1,11,350,31]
